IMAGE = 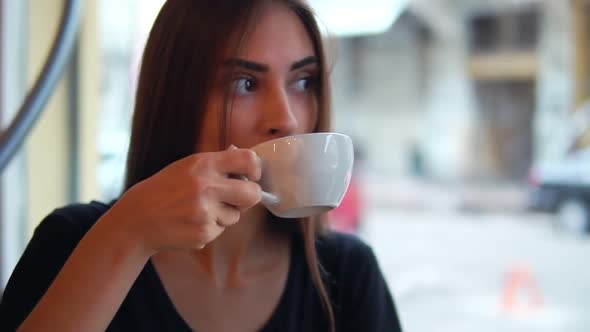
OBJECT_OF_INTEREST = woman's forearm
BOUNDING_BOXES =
[17,214,151,332]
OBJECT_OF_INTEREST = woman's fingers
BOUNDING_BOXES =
[210,177,262,211]
[124,147,266,252]
[215,148,262,182]
[214,203,241,227]
[180,219,225,249]
[183,202,239,249]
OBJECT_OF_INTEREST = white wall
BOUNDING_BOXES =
[421,25,477,181]
[331,13,476,181]
[535,0,576,161]
[331,16,428,177]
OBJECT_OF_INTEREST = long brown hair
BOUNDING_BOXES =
[125,0,335,330]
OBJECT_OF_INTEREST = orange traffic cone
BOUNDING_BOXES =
[501,263,544,316]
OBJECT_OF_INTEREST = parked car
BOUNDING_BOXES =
[527,147,590,234]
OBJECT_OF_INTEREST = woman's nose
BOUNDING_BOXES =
[262,88,298,137]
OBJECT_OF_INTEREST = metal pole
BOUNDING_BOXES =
[0,0,83,173]
[68,39,80,202]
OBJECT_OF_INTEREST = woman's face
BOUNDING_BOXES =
[197,2,319,152]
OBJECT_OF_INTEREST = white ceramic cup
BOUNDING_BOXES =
[250,132,354,218]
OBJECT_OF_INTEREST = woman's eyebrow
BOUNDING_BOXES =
[290,56,317,71]
[224,58,269,72]
[223,56,318,72]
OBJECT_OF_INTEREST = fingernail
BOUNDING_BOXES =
[228,144,237,150]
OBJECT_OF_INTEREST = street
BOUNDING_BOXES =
[361,208,590,332]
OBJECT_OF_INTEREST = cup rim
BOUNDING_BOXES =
[251,132,350,150]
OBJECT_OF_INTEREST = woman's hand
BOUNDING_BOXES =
[104,147,262,256]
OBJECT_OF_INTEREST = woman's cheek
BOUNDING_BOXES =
[294,95,317,132]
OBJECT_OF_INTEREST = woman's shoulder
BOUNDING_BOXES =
[315,232,402,331]
[20,200,114,275]
[315,231,377,272]
[317,231,372,256]
[0,201,115,331]
[36,200,113,239]
[51,200,112,224]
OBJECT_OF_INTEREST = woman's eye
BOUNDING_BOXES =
[232,77,257,94]
[294,76,316,92]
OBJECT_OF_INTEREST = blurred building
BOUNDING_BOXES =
[331,0,590,183]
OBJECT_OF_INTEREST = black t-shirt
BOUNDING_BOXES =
[0,201,402,331]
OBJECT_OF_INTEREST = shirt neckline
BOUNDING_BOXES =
[145,234,299,331]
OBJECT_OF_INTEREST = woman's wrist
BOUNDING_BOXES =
[93,208,156,264]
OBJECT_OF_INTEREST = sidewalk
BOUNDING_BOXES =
[363,176,529,213]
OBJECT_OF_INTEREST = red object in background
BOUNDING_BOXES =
[501,263,544,315]
[329,175,364,234]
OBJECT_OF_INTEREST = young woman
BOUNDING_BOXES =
[0,1,402,331]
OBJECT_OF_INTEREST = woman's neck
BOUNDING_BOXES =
[158,205,290,289]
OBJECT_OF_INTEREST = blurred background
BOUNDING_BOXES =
[1,0,589,331]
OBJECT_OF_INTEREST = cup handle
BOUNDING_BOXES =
[261,191,280,205]
[234,175,280,206]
